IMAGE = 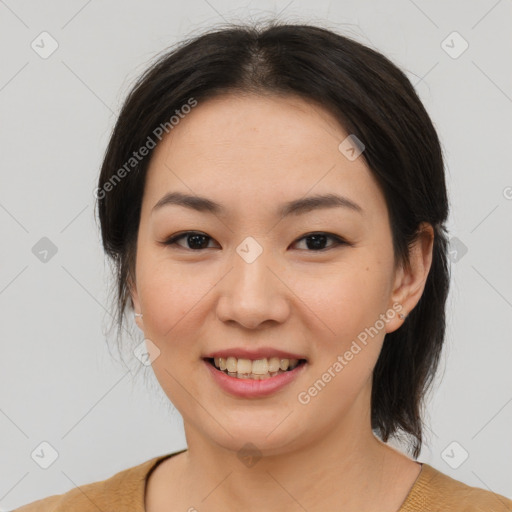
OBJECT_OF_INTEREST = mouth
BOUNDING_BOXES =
[203,356,308,380]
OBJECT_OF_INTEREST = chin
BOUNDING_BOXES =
[198,417,306,456]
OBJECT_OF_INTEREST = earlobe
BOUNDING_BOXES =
[390,222,434,332]
[386,222,434,333]
[127,275,144,329]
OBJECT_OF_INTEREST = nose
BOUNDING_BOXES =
[215,247,290,330]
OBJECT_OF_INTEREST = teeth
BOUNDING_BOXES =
[211,356,302,377]
[268,357,281,372]
[237,358,253,374]
[226,356,237,373]
[252,359,269,374]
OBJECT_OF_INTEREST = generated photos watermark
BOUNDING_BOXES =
[297,302,404,405]
[94,97,198,200]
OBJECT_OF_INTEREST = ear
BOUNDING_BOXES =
[385,222,434,334]
[127,273,144,330]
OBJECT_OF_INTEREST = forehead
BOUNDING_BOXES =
[152,93,347,164]
[142,93,387,222]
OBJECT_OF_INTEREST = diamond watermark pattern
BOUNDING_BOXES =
[31,31,59,59]
[31,441,59,469]
[237,442,262,468]
[338,134,365,161]
[134,338,161,366]
[448,236,468,263]
[441,31,469,59]
[236,237,263,264]
[441,441,469,469]
[31,236,58,263]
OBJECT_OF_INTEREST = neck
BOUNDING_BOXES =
[178,389,416,511]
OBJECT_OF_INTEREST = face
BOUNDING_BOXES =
[130,93,417,456]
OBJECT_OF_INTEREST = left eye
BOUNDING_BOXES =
[161,231,346,252]
[294,232,346,251]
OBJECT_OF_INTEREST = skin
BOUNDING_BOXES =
[129,93,434,512]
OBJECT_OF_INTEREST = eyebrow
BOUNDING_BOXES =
[151,191,364,217]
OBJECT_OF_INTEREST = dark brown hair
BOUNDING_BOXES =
[96,21,450,458]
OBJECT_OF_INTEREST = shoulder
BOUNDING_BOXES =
[12,454,169,512]
[400,463,512,512]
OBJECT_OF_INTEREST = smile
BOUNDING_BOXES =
[206,356,306,380]
[203,356,308,398]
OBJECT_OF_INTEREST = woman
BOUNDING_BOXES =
[15,21,512,512]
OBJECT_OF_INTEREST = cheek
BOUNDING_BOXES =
[136,257,190,334]
[290,259,390,336]
[294,271,387,406]
[136,253,220,357]
[288,256,391,396]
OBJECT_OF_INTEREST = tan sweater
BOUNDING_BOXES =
[13,449,512,511]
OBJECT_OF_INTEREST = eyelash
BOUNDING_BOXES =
[160,231,348,252]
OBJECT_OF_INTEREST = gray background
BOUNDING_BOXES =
[1,0,511,509]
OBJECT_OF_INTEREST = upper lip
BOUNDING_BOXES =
[203,347,307,361]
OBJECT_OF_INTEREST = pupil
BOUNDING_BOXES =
[188,234,208,249]
[306,234,327,250]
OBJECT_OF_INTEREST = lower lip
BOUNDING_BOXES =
[203,359,307,398]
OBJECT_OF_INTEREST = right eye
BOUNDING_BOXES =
[161,231,219,250]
